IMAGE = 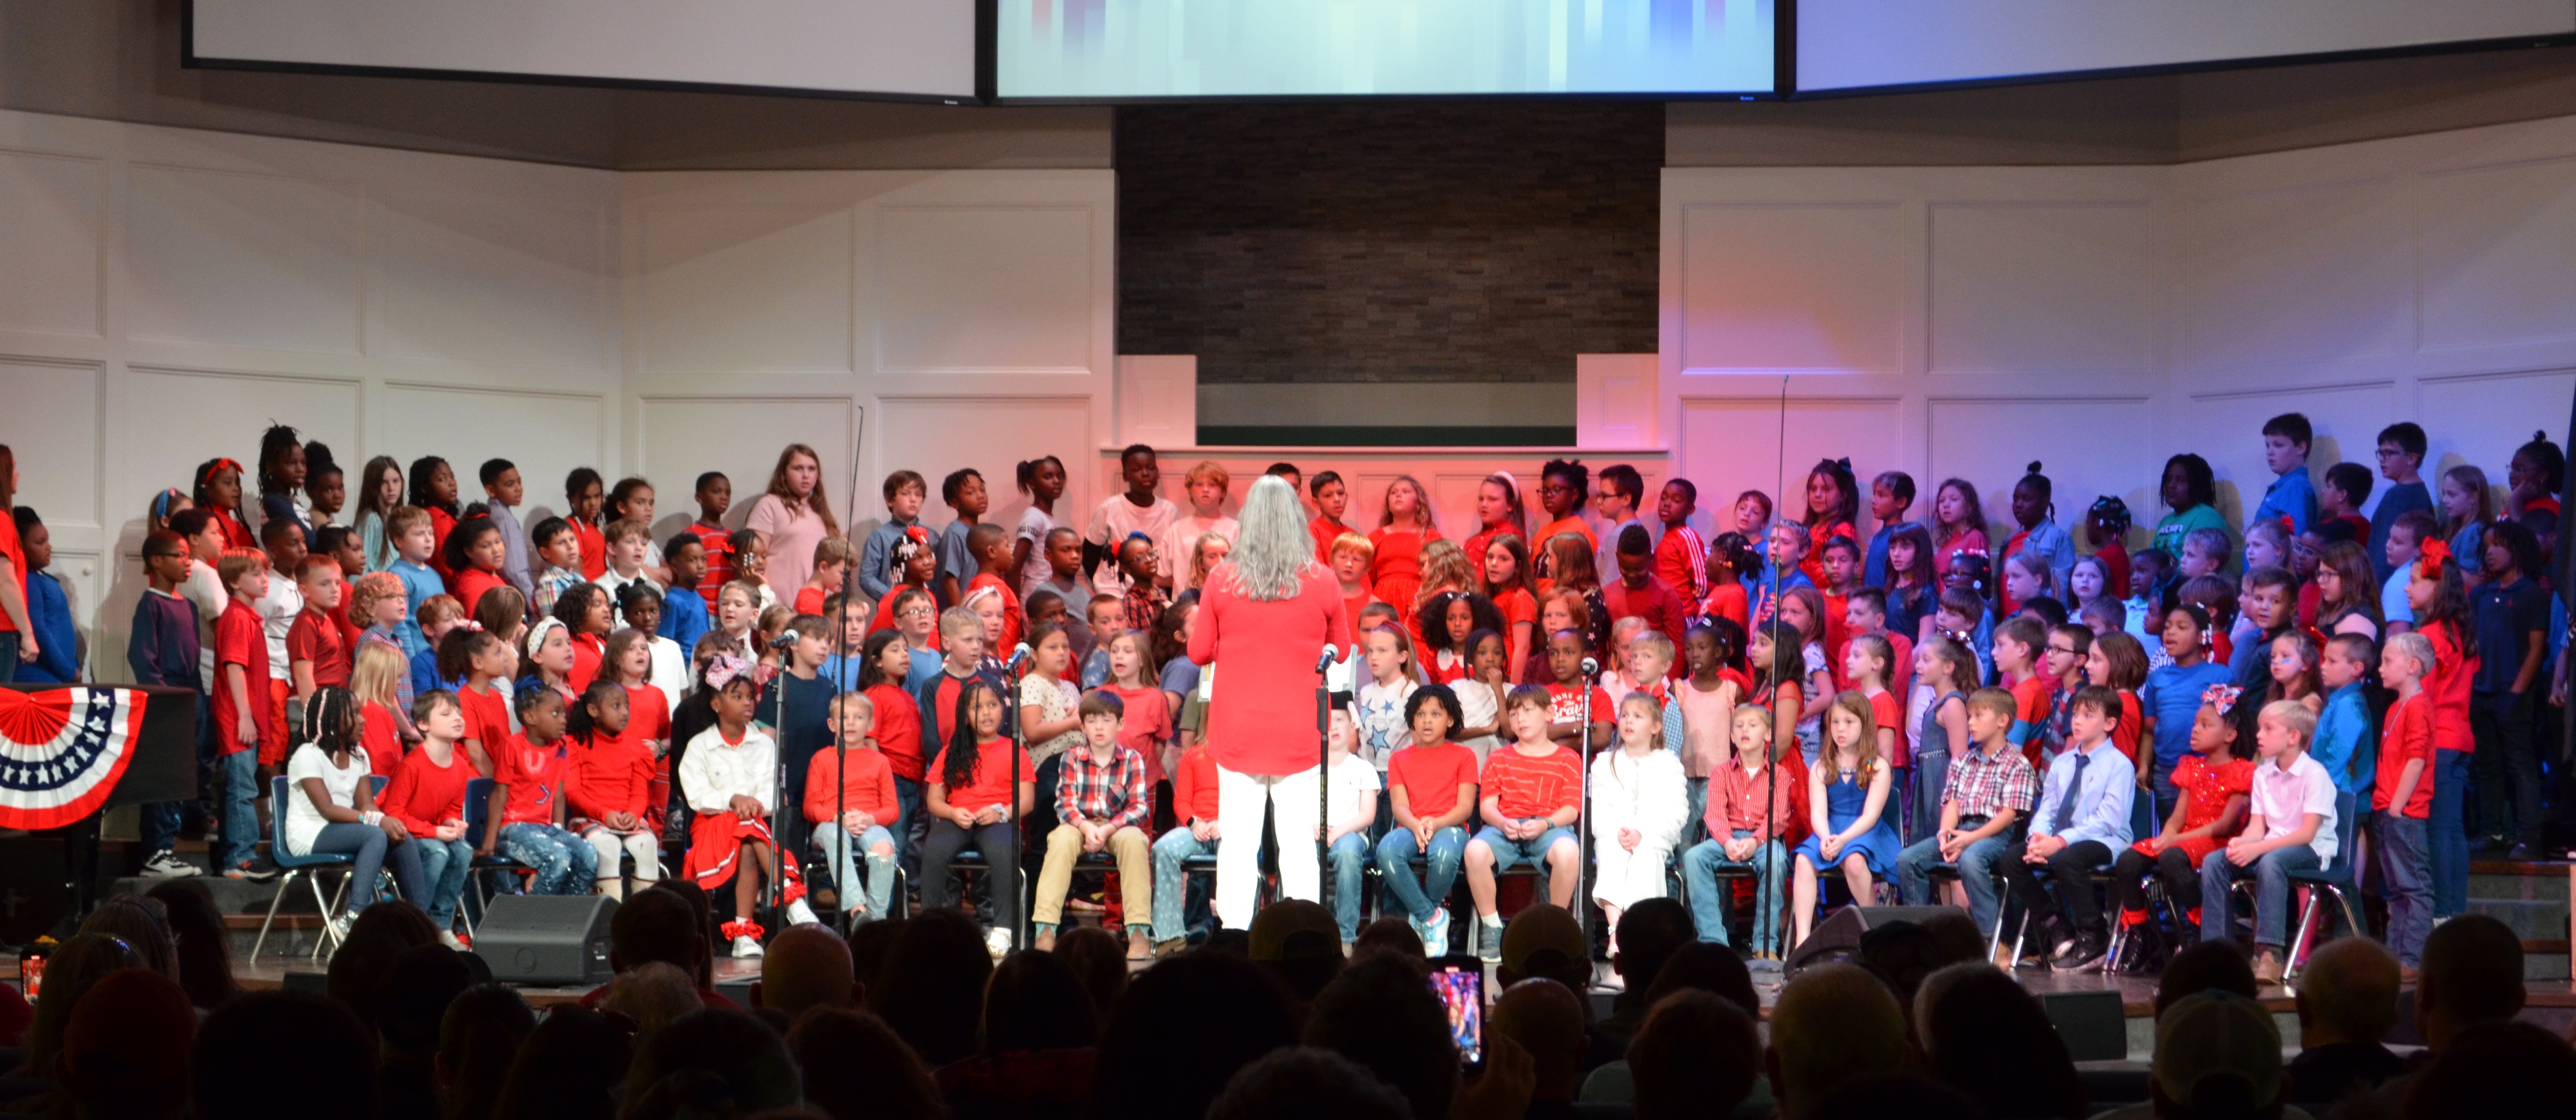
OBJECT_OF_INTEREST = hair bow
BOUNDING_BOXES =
[1940,628,1973,646]
[2418,537,2453,577]
[705,654,752,692]
[525,616,566,660]
[2200,683,2243,712]
[2278,515,2296,536]
[455,620,484,633]
[1834,458,1852,472]
[198,458,243,486]
[2087,496,2132,534]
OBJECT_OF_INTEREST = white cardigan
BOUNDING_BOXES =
[678,725,778,815]
[1588,747,1689,851]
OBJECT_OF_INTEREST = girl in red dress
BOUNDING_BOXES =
[2109,685,2256,971]
[1798,459,1859,588]
[1368,476,1441,613]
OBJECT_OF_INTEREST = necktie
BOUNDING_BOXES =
[2051,751,2089,835]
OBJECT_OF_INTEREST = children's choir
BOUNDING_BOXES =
[1,414,2567,973]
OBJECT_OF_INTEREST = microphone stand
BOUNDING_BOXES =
[1007,647,1029,951]
[1579,657,1598,962]
[1315,645,1336,899]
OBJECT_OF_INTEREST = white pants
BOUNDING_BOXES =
[584,827,661,883]
[1214,763,1322,930]
[1592,841,1672,911]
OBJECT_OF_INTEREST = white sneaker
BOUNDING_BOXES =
[787,898,821,927]
[985,927,1014,958]
[732,933,765,958]
[328,912,355,944]
[439,930,465,951]
[141,850,195,879]
[1421,909,1451,954]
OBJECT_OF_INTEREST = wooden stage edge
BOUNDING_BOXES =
[232,948,2576,1020]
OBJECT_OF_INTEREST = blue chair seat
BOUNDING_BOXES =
[251,772,392,963]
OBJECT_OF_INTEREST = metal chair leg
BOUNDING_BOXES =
[2283,886,2322,981]
[250,868,300,961]
[310,870,343,964]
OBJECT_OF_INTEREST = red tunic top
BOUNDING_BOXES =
[1188,562,1354,775]
[2421,621,2478,755]
[2134,754,2254,864]
[1367,527,1438,616]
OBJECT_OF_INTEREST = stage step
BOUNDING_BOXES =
[2462,861,2571,980]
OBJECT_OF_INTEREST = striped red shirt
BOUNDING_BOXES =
[1481,743,1582,821]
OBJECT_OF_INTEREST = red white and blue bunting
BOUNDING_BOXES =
[0,687,147,830]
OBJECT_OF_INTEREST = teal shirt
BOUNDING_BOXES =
[2310,682,2374,795]
[2149,504,2228,559]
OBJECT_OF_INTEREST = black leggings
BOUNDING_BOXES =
[2110,846,2198,917]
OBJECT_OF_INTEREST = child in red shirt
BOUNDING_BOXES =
[213,549,282,878]
[481,688,599,896]
[382,690,476,938]
[1465,685,1585,953]
[689,472,735,605]
[286,555,351,701]
[806,691,900,922]
[1151,737,1224,950]
[796,536,854,617]
[568,679,658,898]
[1993,616,2051,767]
[921,680,1036,953]
[2375,633,2437,970]
[1379,685,1481,952]
[1543,628,1614,753]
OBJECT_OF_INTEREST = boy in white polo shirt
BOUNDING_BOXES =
[2199,699,2339,982]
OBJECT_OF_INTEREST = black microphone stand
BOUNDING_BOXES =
[1007,645,1030,951]
[1578,656,1598,959]
[1315,645,1336,898]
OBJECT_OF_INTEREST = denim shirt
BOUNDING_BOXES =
[2310,682,2375,795]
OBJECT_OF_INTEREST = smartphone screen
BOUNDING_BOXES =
[1429,962,1484,1065]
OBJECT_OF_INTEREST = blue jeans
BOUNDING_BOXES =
[498,822,600,895]
[2430,750,2471,917]
[1327,832,1371,941]
[2199,843,2319,948]
[2150,758,2180,822]
[307,822,425,910]
[1151,827,1215,943]
[1471,826,1577,874]
[1684,777,1708,847]
[217,749,259,870]
[1896,831,2013,936]
[1375,826,1468,923]
[1682,832,1786,952]
[0,632,15,683]
[2376,814,2432,968]
[815,822,898,922]
[413,837,474,929]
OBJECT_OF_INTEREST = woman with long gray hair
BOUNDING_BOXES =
[1186,475,1353,929]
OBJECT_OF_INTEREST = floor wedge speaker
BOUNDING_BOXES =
[473,894,617,986]
[1782,905,1967,976]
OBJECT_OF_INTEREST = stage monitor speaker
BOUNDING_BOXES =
[473,894,617,987]
[2040,990,2129,1062]
[281,970,329,995]
[1782,905,1967,976]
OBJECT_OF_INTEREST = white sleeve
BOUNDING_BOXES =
[677,730,727,812]
[1588,753,1625,843]
[1645,753,1691,847]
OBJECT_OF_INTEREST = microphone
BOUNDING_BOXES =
[767,631,801,651]
[1315,644,1341,673]
[1580,656,1601,678]
[1006,643,1033,670]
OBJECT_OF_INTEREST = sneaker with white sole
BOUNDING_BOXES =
[732,934,765,958]
[439,930,465,951]
[222,862,280,883]
[141,850,195,879]
[328,912,355,944]
[1421,909,1451,955]
[985,927,1014,958]
[787,898,821,927]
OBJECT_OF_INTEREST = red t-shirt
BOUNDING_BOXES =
[864,683,925,782]
[932,737,1034,814]
[426,508,459,585]
[965,573,1025,656]
[1480,744,1582,821]
[1702,583,1749,632]
[1545,683,1615,728]
[493,733,571,825]
[569,633,604,695]
[689,523,735,607]
[286,609,350,688]
[804,746,899,826]
[458,684,513,757]
[213,600,278,756]
[1107,684,1174,786]
[380,745,471,835]
[2374,692,2436,818]
[1387,741,1479,820]
[568,731,655,822]
[794,586,826,616]
[2421,621,2478,755]
[1865,688,1908,769]
[2112,691,2144,766]
[2009,675,2052,767]
[624,683,671,746]
[0,515,23,636]
[452,566,508,618]
[1604,575,1689,652]
[1310,517,1354,564]
[360,701,404,782]
[572,517,606,581]
[1174,744,1221,822]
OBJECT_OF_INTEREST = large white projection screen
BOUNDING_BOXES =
[1797,0,2576,93]
[190,0,979,101]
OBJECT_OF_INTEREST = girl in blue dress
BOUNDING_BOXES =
[1789,690,1901,949]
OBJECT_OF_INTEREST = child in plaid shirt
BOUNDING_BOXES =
[530,515,584,620]
[1032,691,1155,959]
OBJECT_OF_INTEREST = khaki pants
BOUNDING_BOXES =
[1033,823,1152,928]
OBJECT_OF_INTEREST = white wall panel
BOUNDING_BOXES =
[1676,202,1905,373]
[634,395,860,536]
[2180,178,2410,370]
[124,165,366,353]
[1928,202,2155,374]
[382,193,611,371]
[379,381,606,523]
[877,205,1095,373]
[2418,156,2576,352]
[637,205,854,373]
[1926,397,2155,543]
[2180,382,2394,525]
[0,359,102,529]
[878,396,1091,536]
[1679,396,1903,528]
[123,367,364,509]
[0,151,102,338]
[2416,368,2576,481]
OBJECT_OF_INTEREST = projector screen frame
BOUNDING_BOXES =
[1780,0,2576,100]
[179,0,1000,107]
[985,0,1791,105]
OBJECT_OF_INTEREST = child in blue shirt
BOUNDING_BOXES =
[2139,604,2236,819]
[2251,412,2318,534]
[9,509,77,683]
[659,534,713,651]
[2310,634,2378,849]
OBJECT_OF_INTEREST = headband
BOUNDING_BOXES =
[198,458,242,488]
[152,488,186,521]
[705,654,752,692]
[525,616,566,660]
[1489,471,1519,499]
